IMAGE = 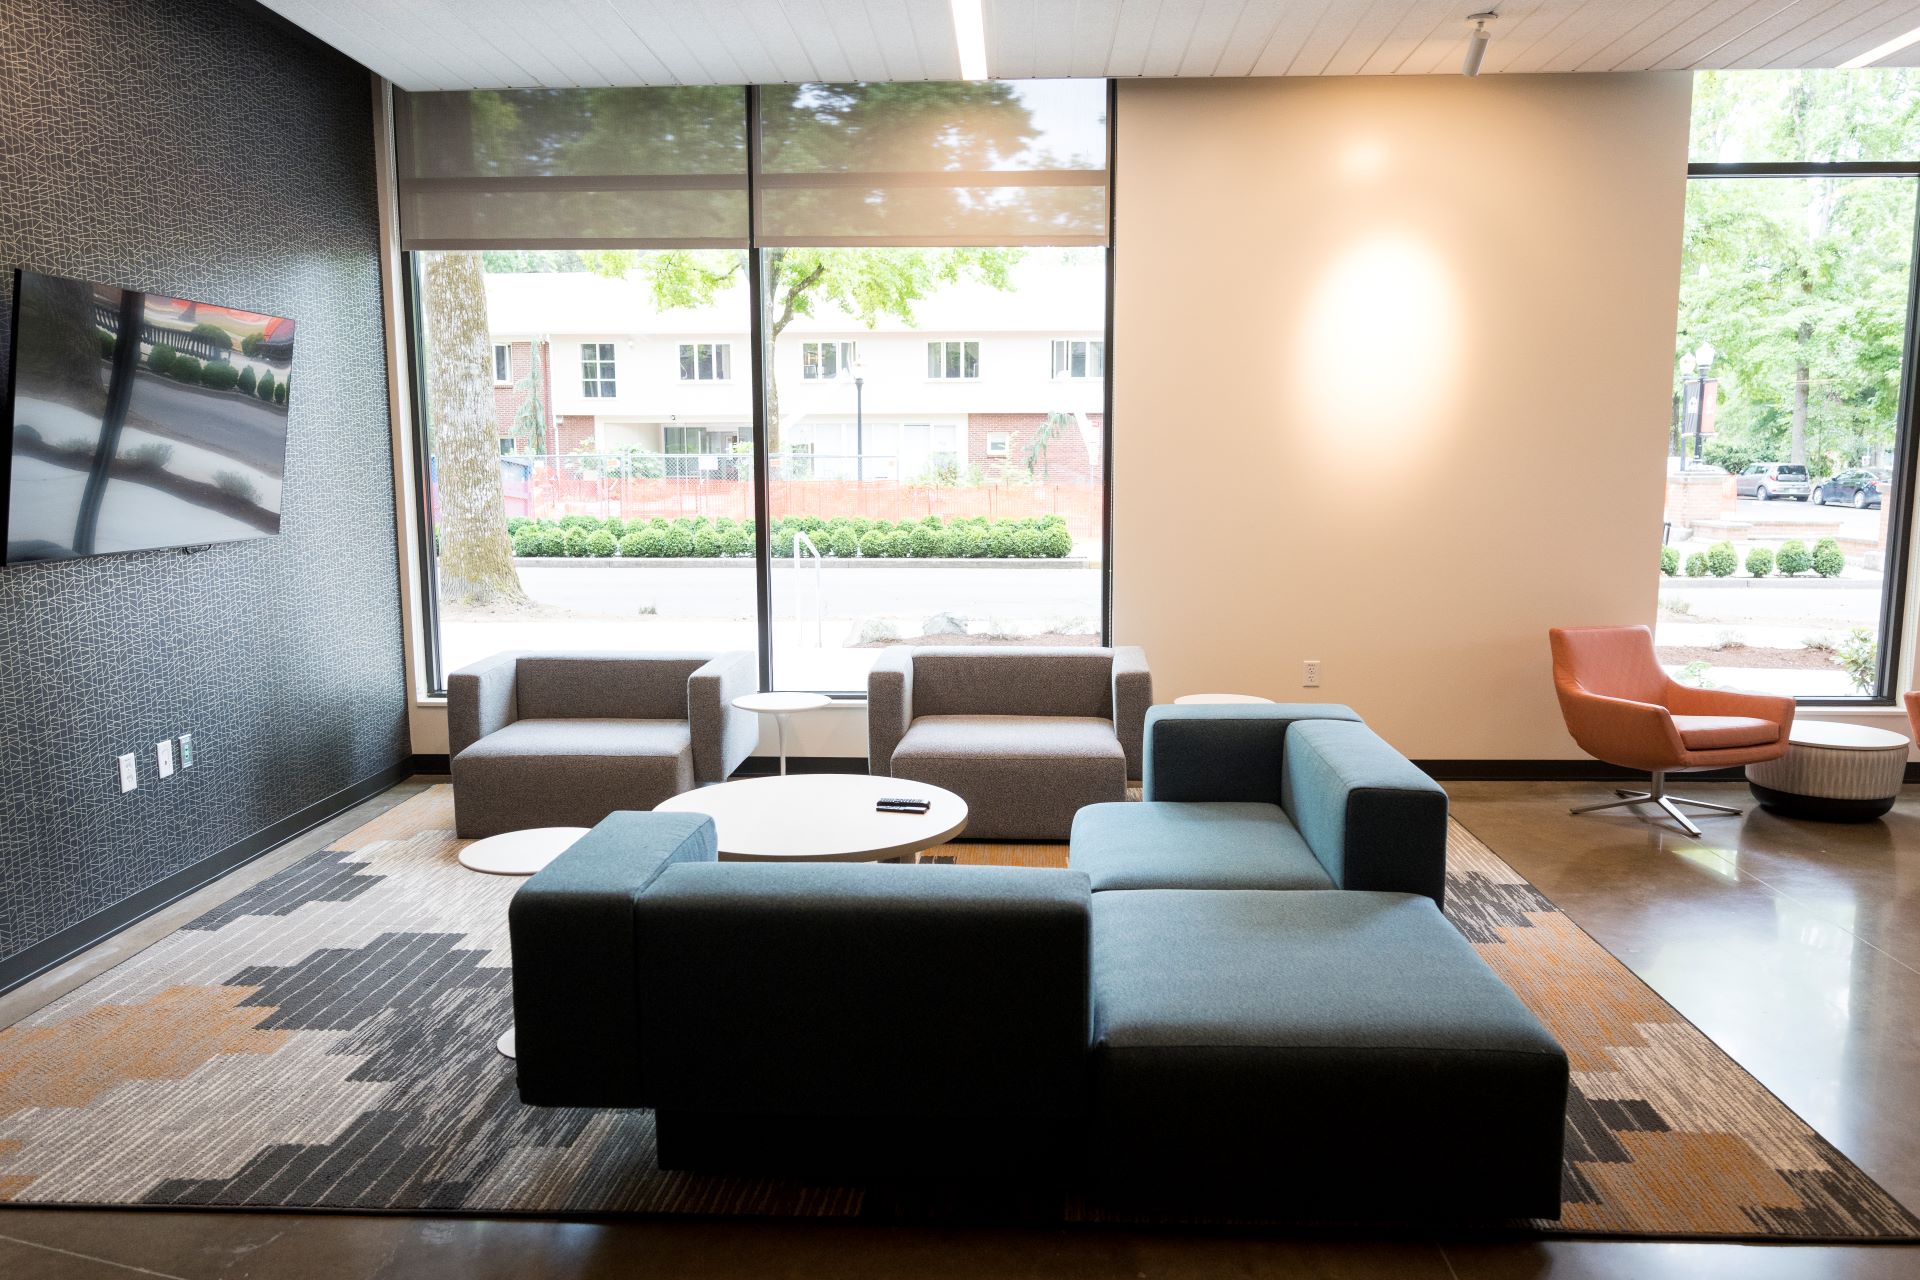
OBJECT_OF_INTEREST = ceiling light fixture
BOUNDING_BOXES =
[1462,12,1498,77]
[951,0,989,81]
[1841,23,1920,69]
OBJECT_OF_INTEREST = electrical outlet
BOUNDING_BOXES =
[117,753,138,793]
[178,732,194,768]
[156,738,175,778]
[1303,659,1322,688]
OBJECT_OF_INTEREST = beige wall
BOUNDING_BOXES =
[1111,73,1694,760]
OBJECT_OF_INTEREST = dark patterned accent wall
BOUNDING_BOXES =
[0,0,408,967]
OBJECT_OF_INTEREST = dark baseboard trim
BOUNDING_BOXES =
[0,758,417,998]
[407,753,451,774]
[1420,760,1920,784]
[734,755,870,777]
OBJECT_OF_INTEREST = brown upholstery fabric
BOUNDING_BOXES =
[515,653,711,721]
[891,714,1126,841]
[909,648,1116,719]
[866,646,914,776]
[1111,646,1152,781]
[687,651,757,783]
[447,650,521,760]
[451,718,694,838]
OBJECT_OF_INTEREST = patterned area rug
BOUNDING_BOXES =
[0,786,1915,1241]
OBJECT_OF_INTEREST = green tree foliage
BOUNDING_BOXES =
[238,365,257,396]
[190,322,233,351]
[1678,71,1920,473]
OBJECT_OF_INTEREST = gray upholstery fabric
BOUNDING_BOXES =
[515,652,711,721]
[909,647,1116,719]
[1089,889,1568,1217]
[891,715,1126,840]
[446,650,521,760]
[1142,704,1363,804]
[866,646,914,776]
[1111,646,1152,781]
[633,863,1093,1120]
[686,650,757,783]
[508,812,717,1108]
[1281,718,1450,906]
[1069,801,1336,893]
[452,719,693,838]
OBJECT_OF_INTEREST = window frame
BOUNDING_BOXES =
[801,340,855,380]
[1051,337,1104,380]
[492,342,512,385]
[679,341,734,382]
[580,341,617,398]
[926,338,981,381]
[1687,158,1920,705]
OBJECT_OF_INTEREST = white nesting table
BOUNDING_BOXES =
[733,691,833,775]
[657,774,967,863]
[457,825,591,1058]
[1747,721,1910,822]
[1174,693,1276,705]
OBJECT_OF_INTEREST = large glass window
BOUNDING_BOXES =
[1657,70,1920,700]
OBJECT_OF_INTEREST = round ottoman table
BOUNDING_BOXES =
[1174,693,1276,705]
[1746,721,1910,821]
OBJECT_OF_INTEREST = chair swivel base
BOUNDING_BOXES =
[1570,772,1741,837]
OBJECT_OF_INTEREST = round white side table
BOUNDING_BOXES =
[1174,693,1276,705]
[656,774,967,863]
[733,691,832,775]
[457,825,591,1057]
[1747,721,1910,822]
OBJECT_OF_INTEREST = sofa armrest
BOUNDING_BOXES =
[447,651,522,759]
[1111,647,1153,781]
[1143,703,1363,803]
[1557,690,1689,772]
[507,812,717,1107]
[867,647,915,775]
[1663,679,1796,732]
[633,864,1091,1119]
[1281,719,1449,906]
[688,650,758,784]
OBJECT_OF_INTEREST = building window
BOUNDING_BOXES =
[679,342,733,381]
[803,341,856,379]
[498,437,516,455]
[493,343,512,385]
[1052,339,1103,380]
[985,431,1011,457]
[581,342,616,397]
[927,340,980,380]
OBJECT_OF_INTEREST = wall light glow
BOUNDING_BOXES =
[1294,236,1462,446]
[950,0,989,80]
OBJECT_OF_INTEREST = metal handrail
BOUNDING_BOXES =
[792,529,824,648]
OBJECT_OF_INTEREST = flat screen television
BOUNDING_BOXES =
[2,269,295,565]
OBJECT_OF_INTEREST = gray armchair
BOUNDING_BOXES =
[868,645,1152,841]
[448,650,756,838]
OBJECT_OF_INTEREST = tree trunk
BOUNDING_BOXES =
[1791,321,1811,464]
[423,253,525,605]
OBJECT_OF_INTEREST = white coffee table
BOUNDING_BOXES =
[456,825,591,1058]
[1747,721,1911,822]
[732,691,833,775]
[1174,693,1276,705]
[656,774,967,862]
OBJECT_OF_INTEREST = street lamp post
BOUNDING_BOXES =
[852,360,866,482]
[1690,341,1715,465]
[1677,341,1716,471]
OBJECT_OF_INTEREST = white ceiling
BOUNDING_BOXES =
[255,0,1920,90]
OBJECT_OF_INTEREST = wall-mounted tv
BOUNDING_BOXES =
[3,269,295,566]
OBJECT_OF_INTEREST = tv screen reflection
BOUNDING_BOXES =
[4,269,294,565]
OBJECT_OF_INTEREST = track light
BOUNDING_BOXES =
[1462,12,1497,77]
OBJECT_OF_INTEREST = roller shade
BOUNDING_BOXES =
[393,87,750,250]
[756,80,1109,247]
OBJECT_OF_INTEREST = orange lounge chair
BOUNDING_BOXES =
[1549,625,1794,836]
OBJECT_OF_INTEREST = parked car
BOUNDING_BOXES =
[1735,462,1811,501]
[1814,467,1892,509]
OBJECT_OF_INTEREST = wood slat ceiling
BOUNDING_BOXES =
[254,0,1920,89]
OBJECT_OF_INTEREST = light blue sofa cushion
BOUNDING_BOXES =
[1068,801,1336,893]
[1281,718,1450,905]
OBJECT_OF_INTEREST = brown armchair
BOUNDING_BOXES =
[1549,625,1794,835]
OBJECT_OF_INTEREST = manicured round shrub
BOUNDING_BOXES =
[1660,546,1680,576]
[827,525,861,558]
[190,322,233,351]
[560,514,600,531]
[274,381,287,405]
[199,361,240,391]
[563,527,593,557]
[692,528,723,558]
[849,517,874,534]
[1745,546,1774,578]
[720,524,753,557]
[984,522,1018,557]
[910,523,952,558]
[256,369,276,401]
[1813,538,1845,578]
[1685,551,1710,578]
[167,354,202,384]
[948,523,986,558]
[617,529,648,557]
[1776,539,1812,576]
[1037,524,1073,557]
[526,529,565,557]
[148,343,177,375]
[506,516,531,535]
[1706,541,1737,578]
[98,330,117,359]
[238,366,257,395]
[659,523,695,557]
[1012,527,1042,558]
[585,529,617,557]
[859,530,890,558]
[511,529,543,557]
[604,516,627,537]
[650,516,670,529]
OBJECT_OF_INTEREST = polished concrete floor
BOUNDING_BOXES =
[2,776,1918,1278]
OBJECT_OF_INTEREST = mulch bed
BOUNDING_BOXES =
[1657,644,1838,671]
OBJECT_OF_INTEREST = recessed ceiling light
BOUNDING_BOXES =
[950,0,989,81]
[1841,23,1920,69]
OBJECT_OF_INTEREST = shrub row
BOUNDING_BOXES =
[507,513,1074,560]
[146,344,287,403]
[1663,537,1846,579]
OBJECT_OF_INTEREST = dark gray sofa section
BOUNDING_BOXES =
[1074,704,1450,905]
[1089,888,1568,1218]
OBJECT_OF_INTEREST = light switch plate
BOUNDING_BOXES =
[179,733,194,768]
[156,739,174,778]
[117,753,137,792]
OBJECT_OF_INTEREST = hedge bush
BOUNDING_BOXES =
[1706,540,1737,578]
[256,370,277,402]
[1745,546,1774,578]
[167,354,202,384]
[1813,537,1845,578]
[507,513,1076,559]
[238,366,257,395]
[585,529,617,557]
[1685,551,1710,578]
[1777,539,1812,576]
[199,362,241,392]
[1660,546,1679,577]
[148,343,178,375]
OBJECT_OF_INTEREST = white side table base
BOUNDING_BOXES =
[732,692,832,775]
[497,1028,517,1059]
[457,826,591,1061]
